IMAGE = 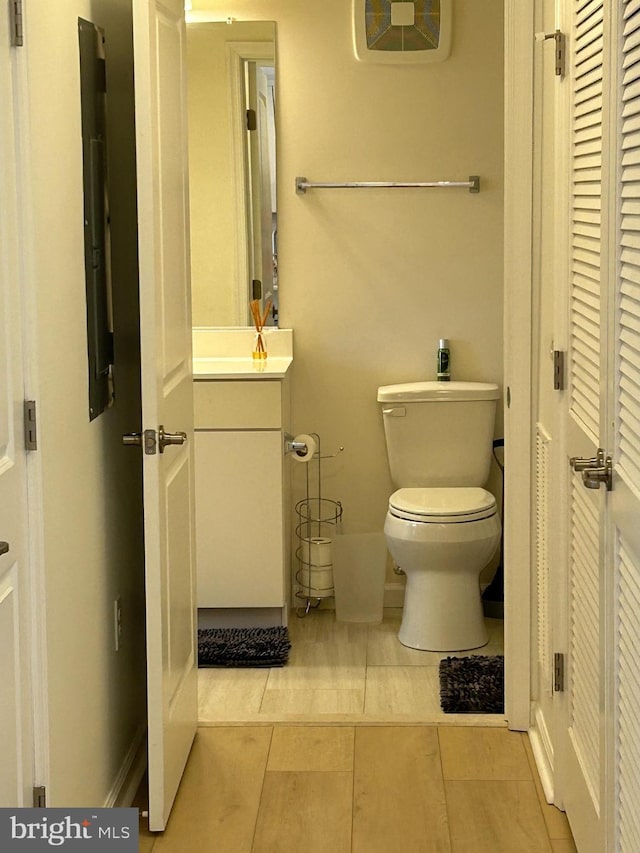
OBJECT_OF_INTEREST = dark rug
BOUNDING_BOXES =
[198,626,291,668]
[439,654,504,713]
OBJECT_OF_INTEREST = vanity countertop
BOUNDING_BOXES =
[193,356,292,379]
[192,327,293,379]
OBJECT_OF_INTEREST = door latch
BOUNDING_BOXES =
[122,429,157,455]
[570,448,613,491]
[123,428,186,454]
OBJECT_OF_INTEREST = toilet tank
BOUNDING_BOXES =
[377,381,500,488]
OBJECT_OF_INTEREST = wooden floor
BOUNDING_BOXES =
[198,608,507,724]
[138,610,577,850]
[139,725,577,852]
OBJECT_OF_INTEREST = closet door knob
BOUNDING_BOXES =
[570,448,605,471]
[158,426,187,454]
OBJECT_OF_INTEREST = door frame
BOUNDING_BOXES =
[504,0,535,732]
[4,2,50,800]
[227,39,275,327]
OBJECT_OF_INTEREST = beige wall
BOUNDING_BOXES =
[27,0,146,805]
[191,1,505,545]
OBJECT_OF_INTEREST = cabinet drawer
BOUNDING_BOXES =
[194,380,282,429]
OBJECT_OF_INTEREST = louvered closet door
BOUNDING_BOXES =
[611,3,640,849]
[561,0,610,849]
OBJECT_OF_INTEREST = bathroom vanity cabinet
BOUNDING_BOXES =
[193,376,291,616]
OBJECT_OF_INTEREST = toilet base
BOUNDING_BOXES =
[398,568,489,652]
[384,507,500,653]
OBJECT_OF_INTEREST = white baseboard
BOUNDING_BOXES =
[528,704,555,804]
[104,725,147,808]
[198,607,284,628]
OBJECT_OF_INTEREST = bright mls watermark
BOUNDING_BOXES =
[0,808,138,850]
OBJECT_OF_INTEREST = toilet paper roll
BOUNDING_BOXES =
[298,564,334,598]
[301,537,333,567]
[291,433,317,462]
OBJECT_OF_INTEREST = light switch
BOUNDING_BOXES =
[391,2,415,27]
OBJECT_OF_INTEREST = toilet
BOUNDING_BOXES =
[378,381,501,652]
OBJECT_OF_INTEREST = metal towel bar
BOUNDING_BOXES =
[295,175,480,194]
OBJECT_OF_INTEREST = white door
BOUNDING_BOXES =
[0,9,33,807]
[132,0,197,831]
[560,1,640,848]
[608,3,640,848]
[560,0,610,848]
[530,0,566,775]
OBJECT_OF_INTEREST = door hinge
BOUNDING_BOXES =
[10,0,24,46]
[24,401,38,451]
[33,785,46,808]
[553,652,565,692]
[537,29,565,77]
[246,108,257,131]
[553,350,565,390]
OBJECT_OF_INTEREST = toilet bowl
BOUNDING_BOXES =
[377,381,502,653]
[384,487,500,651]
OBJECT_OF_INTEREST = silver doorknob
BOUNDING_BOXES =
[158,426,187,454]
[0,541,9,556]
[582,456,613,491]
[570,448,612,491]
[570,449,605,471]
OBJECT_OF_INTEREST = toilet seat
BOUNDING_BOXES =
[388,487,497,524]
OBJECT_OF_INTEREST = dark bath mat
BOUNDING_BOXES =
[198,626,291,668]
[439,654,504,714]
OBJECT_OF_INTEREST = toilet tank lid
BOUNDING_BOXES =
[377,381,500,403]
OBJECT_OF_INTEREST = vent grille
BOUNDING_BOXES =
[536,424,551,696]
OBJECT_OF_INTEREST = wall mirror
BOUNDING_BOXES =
[187,21,278,328]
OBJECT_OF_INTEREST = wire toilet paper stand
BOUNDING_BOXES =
[294,433,343,616]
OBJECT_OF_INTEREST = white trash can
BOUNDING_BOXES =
[333,529,387,623]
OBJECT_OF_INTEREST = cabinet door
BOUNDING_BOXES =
[195,430,284,607]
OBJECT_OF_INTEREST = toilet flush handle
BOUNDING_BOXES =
[382,407,406,417]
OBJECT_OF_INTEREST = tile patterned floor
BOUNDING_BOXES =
[139,725,578,852]
[198,608,506,725]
